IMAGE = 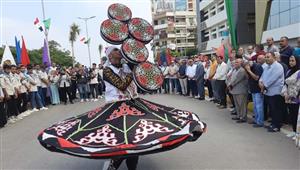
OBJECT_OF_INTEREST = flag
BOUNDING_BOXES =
[80,37,86,42]
[84,38,91,44]
[15,36,21,64]
[34,17,44,32]
[42,39,51,67]
[21,36,30,66]
[34,17,39,25]
[43,18,51,30]
[38,26,44,32]
[225,0,237,50]
[1,44,16,66]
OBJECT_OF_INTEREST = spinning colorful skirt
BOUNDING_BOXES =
[38,97,206,159]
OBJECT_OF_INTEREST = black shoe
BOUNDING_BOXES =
[64,102,67,105]
[267,127,280,132]
[231,112,237,115]
[232,117,239,120]
[199,97,205,100]
[70,101,74,104]
[248,121,256,125]
[236,120,246,123]
[230,105,234,109]
[253,124,263,128]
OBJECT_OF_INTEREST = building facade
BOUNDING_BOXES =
[151,0,197,57]
[256,0,300,46]
[196,0,255,54]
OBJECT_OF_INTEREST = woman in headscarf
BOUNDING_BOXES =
[282,55,300,140]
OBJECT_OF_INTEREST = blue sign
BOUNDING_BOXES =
[175,0,187,11]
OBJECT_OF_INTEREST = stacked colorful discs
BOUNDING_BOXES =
[100,19,129,45]
[133,62,164,92]
[128,18,154,44]
[108,3,132,22]
[121,38,149,64]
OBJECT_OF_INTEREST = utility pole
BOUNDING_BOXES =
[41,0,51,65]
[78,16,95,68]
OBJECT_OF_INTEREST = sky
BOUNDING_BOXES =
[0,0,153,66]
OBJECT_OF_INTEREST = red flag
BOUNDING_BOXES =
[80,37,86,42]
[21,36,30,66]
[166,49,172,65]
[34,17,39,25]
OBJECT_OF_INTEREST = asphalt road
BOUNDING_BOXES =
[0,94,299,170]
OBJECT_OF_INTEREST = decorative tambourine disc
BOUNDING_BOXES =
[100,19,129,45]
[108,3,132,22]
[133,62,164,92]
[121,39,149,64]
[128,18,154,44]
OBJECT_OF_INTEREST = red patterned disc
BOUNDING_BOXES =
[121,39,149,64]
[100,19,129,45]
[108,3,132,22]
[128,18,154,44]
[133,62,163,92]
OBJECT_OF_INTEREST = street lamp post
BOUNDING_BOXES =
[41,0,51,65]
[78,16,95,67]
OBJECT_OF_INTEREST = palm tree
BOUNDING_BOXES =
[69,23,80,66]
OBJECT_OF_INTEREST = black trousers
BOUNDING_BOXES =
[205,80,213,98]
[111,156,139,170]
[71,81,77,100]
[17,93,28,113]
[287,103,299,132]
[7,96,18,117]
[0,102,7,127]
[98,82,103,96]
[42,88,49,106]
[216,80,227,107]
[163,78,170,93]
[267,95,285,129]
[187,79,197,96]
[59,86,72,103]
[89,84,99,99]
[264,95,270,121]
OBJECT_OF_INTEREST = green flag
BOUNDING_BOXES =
[43,18,51,30]
[84,38,91,44]
[225,0,237,50]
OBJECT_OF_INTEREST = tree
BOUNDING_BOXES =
[69,23,80,66]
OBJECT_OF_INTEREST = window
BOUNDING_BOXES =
[218,0,224,6]
[280,10,290,26]
[188,3,193,9]
[177,40,181,43]
[279,0,290,12]
[270,0,279,15]
[161,20,165,24]
[219,25,225,29]
[270,14,279,29]
[189,18,194,25]
[291,0,300,7]
[176,29,180,33]
[210,10,216,17]
[211,33,217,39]
[154,20,158,25]
[218,5,224,12]
[291,7,300,24]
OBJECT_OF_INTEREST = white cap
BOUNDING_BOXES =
[105,46,119,57]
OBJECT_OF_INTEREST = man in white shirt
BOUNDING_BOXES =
[168,61,179,94]
[40,65,49,106]
[244,45,256,61]
[27,65,48,112]
[0,64,18,123]
[161,63,170,94]
[186,59,197,97]
[0,78,6,127]
[213,56,228,109]
[89,63,100,101]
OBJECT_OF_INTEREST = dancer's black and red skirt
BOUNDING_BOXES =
[38,98,206,159]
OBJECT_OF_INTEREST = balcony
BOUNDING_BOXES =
[176,42,195,48]
[175,22,186,27]
[153,23,168,30]
[167,33,176,38]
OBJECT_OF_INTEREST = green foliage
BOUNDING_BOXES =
[0,40,73,66]
[170,50,180,57]
[186,48,198,56]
